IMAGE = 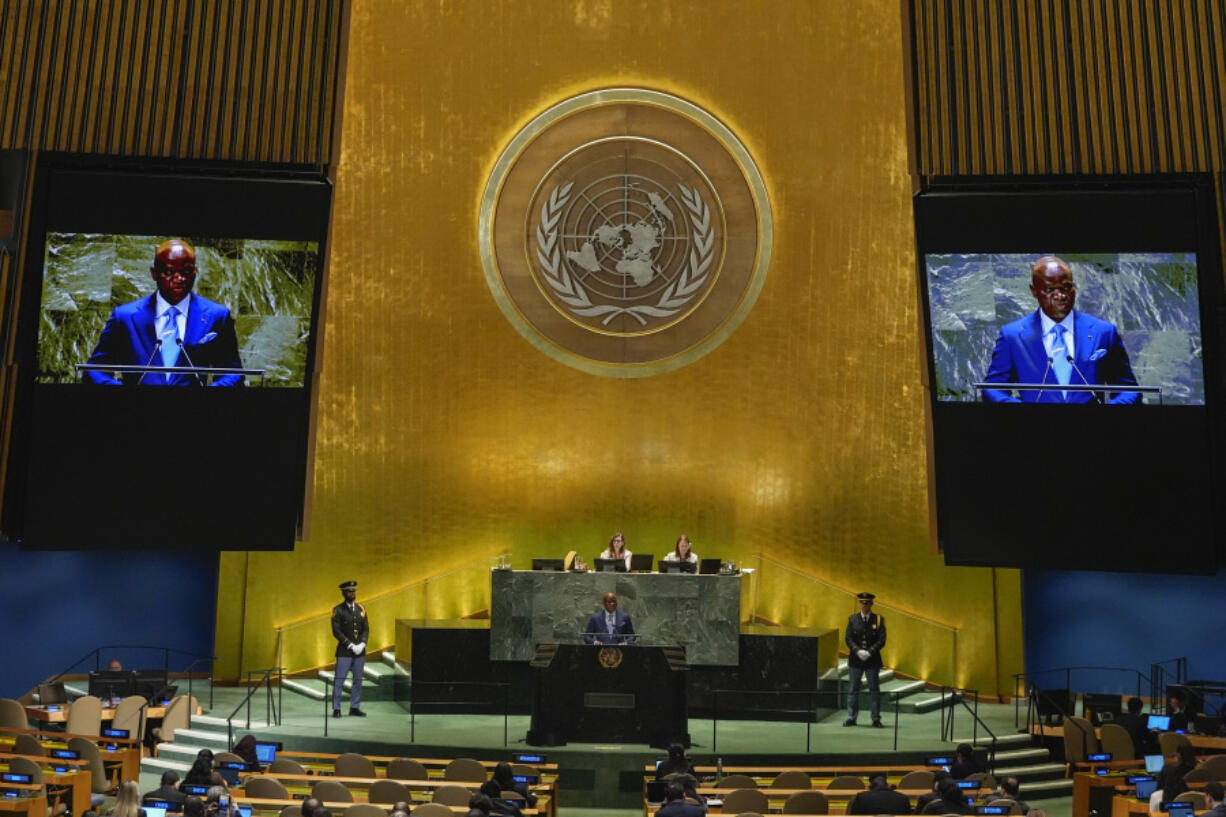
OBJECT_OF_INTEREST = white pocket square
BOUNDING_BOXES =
[1090,348,1107,361]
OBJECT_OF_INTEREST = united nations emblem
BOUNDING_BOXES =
[480,89,772,377]
[597,647,624,669]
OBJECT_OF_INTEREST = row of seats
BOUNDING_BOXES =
[275,805,462,817]
[0,694,197,742]
[244,778,516,807]
[689,787,1020,816]
[704,769,947,790]
[260,754,522,782]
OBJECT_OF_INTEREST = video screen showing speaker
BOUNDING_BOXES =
[915,178,1224,572]
[3,155,331,550]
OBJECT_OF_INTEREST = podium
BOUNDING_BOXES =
[526,643,689,747]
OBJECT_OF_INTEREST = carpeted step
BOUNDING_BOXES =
[169,728,230,748]
[993,761,1067,781]
[954,732,1035,747]
[317,669,395,702]
[283,678,328,701]
[992,747,1050,763]
[907,690,962,714]
[382,652,410,676]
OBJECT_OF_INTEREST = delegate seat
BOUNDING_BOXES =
[12,734,45,757]
[0,699,27,730]
[825,775,866,790]
[722,788,769,814]
[442,758,486,782]
[312,780,354,803]
[335,753,377,778]
[715,774,758,789]
[432,783,474,806]
[987,799,1023,815]
[1099,723,1136,762]
[770,770,811,789]
[368,779,411,805]
[410,806,453,817]
[1064,716,1100,763]
[65,696,103,737]
[8,755,68,817]
[152,694,197,743]
[343,805,387,817]
[898,770,935,790]
[269,758,307,776]
[245,777,290,800]
[783,790,829,814]
[110,696,148,743]
[386,758,428,781]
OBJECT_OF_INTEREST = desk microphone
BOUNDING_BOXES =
[1036,356,1053,402]
[1067,355,1101,403]
[136,339,163,386]
[175,338,205,386]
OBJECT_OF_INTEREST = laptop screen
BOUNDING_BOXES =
[143,806,168,817]
[254,742,278,764]
[1135,778,1158,800]
[1147,714,1171,731]
[1145,754,1166,774]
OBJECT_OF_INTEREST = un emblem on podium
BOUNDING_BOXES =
[480,89,772,377]
[598,647,624,669]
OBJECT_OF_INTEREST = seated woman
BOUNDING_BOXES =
[597,532,632,570]
[231,734,259,768]
[183,749,225,788]
[655,743,696,779]
[491,762,538,807]
[108,781,146,817]
[662,535,698,566]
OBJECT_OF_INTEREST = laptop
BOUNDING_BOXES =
[254,741,280,765]
[629,553,653,572]
[217,761,246,786]
[594,558,627,572]
[698,558,722,575]
[1147,714,1171,731]
[659,561,696,574]
[143,805,169,817]
[531,558,565,571]
[1144,754,1166,774]
[1134,777,1158,801]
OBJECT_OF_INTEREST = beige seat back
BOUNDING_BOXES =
[277,807,301,817]
[825,775,866,790]
[152,694,197,743]
[343,806,387,817]
[1159,731,1192,758]
[1175,791,1208,809]
[987,799,1023,815]
[67,737,110,794]
[245,778,290,800]
[509,763,538,778]
[0,698,28,730]
[386,758,427,780]
[1197,754,1226,777]
[722,788,769,814]
[715,773,758,789]
[898,770,935,790]
[1064,716,1100,763]
[214,751,245,765]
[1099,723,1136,761]
[13,734,45,756]
[335,753,377,778]
[311,780,354,803]
[368,779,410,805]
[967,772,997,791]
[770,770,811,789]
[268,758,307,776]
[431,783,473,806]
[65,696,103,737]
[111,696,148,742]
[410,805,453,817]
[442,758,486,782]
[8,756,44,785]
[783,790,829,814]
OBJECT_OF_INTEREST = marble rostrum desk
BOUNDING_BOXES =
[489,568,742,666]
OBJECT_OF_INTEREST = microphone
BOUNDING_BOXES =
[175,338,205,386]
[1035,356,1053,403]
[136,339,163,386]
[1067,355,1101,403]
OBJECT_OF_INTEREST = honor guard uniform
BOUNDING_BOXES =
[844,591,887,727]
[331,580,370,717]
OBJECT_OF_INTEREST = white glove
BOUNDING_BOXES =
[349,643,361,654]
[356,642,366,653]
[857,649,870,661]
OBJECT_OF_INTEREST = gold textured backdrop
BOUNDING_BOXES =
[216,0,1023,695]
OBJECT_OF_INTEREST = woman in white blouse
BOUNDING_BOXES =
[598,531,633,570]
[662,534,698,564]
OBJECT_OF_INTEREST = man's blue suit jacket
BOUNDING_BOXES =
[983,309,1139,404]
[85,293,244,386]
[584,609,636,645]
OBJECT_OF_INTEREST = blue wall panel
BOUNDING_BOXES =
[1,542,218,699]
[1024,569,1226,700]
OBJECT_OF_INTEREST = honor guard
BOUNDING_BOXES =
[331,580,369,718]
[844,591,887,727]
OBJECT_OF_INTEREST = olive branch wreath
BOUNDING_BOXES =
[534,182,714,326]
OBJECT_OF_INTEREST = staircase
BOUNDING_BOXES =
[830,660,962,715]
[956,731,1073,800]
[281,651,405,704]
[145,713,274,776]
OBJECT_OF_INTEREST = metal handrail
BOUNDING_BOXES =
[226,666,283,749]
[939,686,996,772]
[1011,665,1167,729]
[40,645,216,716]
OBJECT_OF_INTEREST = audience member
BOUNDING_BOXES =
[231,735,259,767]
[182,798,205,817]
[492,761,537,806]
[1168,689,1191,732]
[143,771,187,806]
[467,794,493,816]
[657,780,706,816]
[656,743,697,779]
[478,781,523,817]
[1115,697,1151,757]
[848,774,911,815]
[997,776,1029,814]
[675,774,705,808]
[1152,743,1198,809]
[922,778,975,815]
[299,799,322,817]
[203,786,226,817]
[914,771,949,814]
[108,781,146,817]
[1203,782,1226,817]
[184,750,220,787]
[949,743,984,779]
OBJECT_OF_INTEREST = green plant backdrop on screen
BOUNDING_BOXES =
[38,233,319,386]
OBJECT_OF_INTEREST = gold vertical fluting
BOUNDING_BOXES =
[0,0,344,163]
[911,0,1226,177]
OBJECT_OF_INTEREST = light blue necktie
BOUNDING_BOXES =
[160,306,180,382]
[1051,324,1071,399]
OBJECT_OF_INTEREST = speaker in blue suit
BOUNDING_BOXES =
[85,239,244,386]
[583,591,636,645]
[983,256,1139,404]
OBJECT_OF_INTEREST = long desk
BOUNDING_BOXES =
[488,569,743,666]
[0,782,47,817]
[643,787,970,816]
[231,797,538,817]
[25,704,169,724]
[1,754,92,817]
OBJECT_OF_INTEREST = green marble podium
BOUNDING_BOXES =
[489,569,742,666]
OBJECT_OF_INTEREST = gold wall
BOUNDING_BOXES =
[216,0,1024,695]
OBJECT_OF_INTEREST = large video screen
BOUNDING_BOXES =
[926,252,1204,405]
[4,156,331,550]
[915,179,1224,573]
[38,233,318,387]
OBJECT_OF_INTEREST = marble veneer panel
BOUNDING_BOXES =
[489,569,741,665]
